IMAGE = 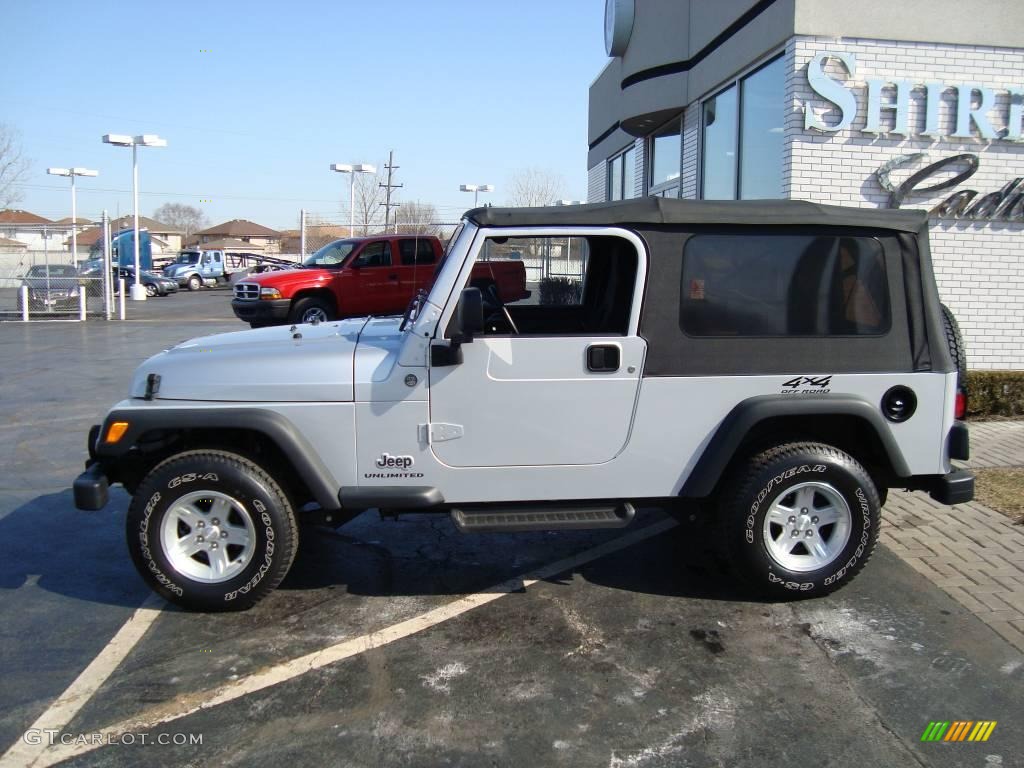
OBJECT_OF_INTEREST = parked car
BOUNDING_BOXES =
[230,234,529,327]
[75,198,972,611]
[18,264,81,312]
[114,266,178,297]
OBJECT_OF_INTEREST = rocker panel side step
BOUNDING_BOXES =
[451,503,635,533]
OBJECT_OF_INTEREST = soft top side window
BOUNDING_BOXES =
[462,235,638,337]
[680,233,889,337]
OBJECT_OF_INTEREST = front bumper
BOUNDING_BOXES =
[74,462,109,511]
[231,298,291,322]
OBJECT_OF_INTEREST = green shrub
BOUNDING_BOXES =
[965,370,1024,419]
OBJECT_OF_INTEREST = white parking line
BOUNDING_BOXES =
[1,593,164,768]
[27,518,677,767]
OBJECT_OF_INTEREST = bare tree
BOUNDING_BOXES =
[152,203,209,240]
[353,171,385,234]
[395,200,440,235]
[0,123,30,209]
[506,167,567,208]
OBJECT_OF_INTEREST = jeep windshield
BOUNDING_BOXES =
[303,240,356,267]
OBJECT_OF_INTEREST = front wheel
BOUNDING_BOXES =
[722,442,880,599]
[289,296,334,325]
[145,283,157,297]
[126,450,299,611]
[187,274,202,291]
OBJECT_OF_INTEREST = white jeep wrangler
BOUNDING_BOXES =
[74,199,973,610]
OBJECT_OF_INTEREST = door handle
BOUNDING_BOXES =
[587,344,620,373]
[388,273,399,281]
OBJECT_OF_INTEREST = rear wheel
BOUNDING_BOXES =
[289,296,334,324]
[126,450,299,611]
[721,442,880,599]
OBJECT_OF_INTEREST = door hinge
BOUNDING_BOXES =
[419,423,464,444]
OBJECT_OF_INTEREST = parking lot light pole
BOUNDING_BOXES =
[330,163,376,237]
[47,167,98,265]
[102,134,167,300]
[460,184,493,208]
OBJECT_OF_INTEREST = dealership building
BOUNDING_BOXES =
[588,0,1023,369]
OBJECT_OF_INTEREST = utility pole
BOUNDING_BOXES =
[379,150,403,233]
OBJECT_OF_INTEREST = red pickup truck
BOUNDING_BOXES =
[231,234,528,326]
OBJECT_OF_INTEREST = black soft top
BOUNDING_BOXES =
[466,198,928,234]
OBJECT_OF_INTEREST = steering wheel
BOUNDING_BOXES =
[482,284,519,335]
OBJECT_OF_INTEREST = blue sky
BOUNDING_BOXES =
[2,0,608,229]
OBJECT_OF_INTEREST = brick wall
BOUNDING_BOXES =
[787,36,1024,369]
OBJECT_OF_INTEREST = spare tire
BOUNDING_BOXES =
[940,303,967,386]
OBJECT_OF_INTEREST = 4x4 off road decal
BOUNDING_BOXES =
[780,375,832,395]
[364,452,424,479]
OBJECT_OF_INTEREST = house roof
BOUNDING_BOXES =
[195,237,266,252]
[55,217,92,225]
[466,197,929,235]
[102,215,180,234]
[195,219,282,238]
[0,209,54,224]
[70,216,182,247]
[0,236,28,249]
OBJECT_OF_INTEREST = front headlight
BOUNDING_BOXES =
[260,287,282,300]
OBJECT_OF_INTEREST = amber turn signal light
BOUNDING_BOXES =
[105,421,130,443]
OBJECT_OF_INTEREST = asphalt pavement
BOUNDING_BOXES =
[0,294,1021,768]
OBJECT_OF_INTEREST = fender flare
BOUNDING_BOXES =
[95,407,342,511]
[680,395,912,498]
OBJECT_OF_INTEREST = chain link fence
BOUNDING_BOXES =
[0,224,115,320]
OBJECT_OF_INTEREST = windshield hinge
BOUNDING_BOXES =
[418,423,464,445]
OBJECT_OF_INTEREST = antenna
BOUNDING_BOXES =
[379,150,403,233]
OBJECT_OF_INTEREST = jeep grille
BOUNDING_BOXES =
[235,283,260,301]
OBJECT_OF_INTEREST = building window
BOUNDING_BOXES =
[606,146,636,201]
[649,117,681,197]
[701,55,784,200]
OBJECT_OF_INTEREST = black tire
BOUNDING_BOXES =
[940,303,967,387]
[248,321,272,329]
[722,442,880,599]
[187,274,202,291]
[126,450,299,611]
[289,296,334,324]
[145,283,157,297]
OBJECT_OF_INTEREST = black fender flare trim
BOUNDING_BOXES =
[338,486,444,510]
[680,395,912,498]
[96,407,341,511]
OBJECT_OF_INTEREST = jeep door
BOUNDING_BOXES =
[427,231,646,468]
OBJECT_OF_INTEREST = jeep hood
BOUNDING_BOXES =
[130,317,373,402]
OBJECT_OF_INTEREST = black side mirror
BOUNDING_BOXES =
[455,287,484,342]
